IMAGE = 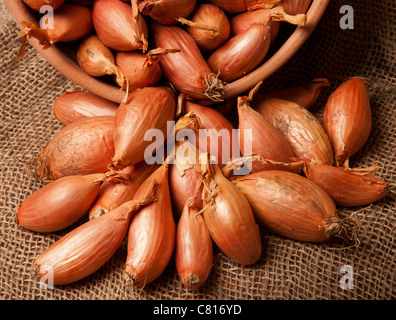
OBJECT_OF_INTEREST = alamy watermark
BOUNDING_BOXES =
[340,5,354,30]
[339,265,354,290]
[143,121,253,175]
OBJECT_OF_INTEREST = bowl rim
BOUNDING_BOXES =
[5,0,331,105]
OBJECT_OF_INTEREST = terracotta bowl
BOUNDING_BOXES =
[5,0,330,104]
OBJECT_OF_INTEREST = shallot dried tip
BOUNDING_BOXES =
[177,17,221,36]
[323,216,361,248]
[221,154,305,178]
[17,21,52,59]
[203,72,225,102]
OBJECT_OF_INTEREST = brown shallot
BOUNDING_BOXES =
[125,158,175,287]
[37,116,115,180]
[231,170,359,243]
[137,0,197,25]
[323,77,372,168]
[230,6,307,43]
[256,96,334,165]
[89,162,159,219]
[150,22,225,101]
[115,48,181,92]
[175,198,213,289]
[207,22,271,83]
[200,152,262,266]
[183,98,235,167]
[111,86,176,170]
[170,140,203,219]
[93,0,148,52]
[177,3,230,51]
[17,172,127,233]
[237,83,297,173]
[34,180,158,285]
[18,4,93,59]
[304,164,388,207]
[77,35,126,88]
[53,91,118,125]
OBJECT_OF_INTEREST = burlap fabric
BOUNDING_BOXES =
[0,0,394,300]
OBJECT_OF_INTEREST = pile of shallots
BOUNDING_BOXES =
[16,0,389,290]
[19,0,309,101]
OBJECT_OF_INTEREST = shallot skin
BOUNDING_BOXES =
[175,201,213,290]
[53,91,118,125]
[231,170,338,242]
[237,94,296,173]
[207,23,272,83]
[43,4,93,44]
[150,23,224,101]
[111,87,176,169]
[17,173,105,232]
[185,101,234,167]
[181,3,231,51]
[93,0,148,51]
[201,155,262,266]
[125,163,175,287]
[138,0,197,25]
[37,116,115,180]
[323,77,372,168]
[304,164,388,207]
[255,97,334,165]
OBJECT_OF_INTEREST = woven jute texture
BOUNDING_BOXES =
[1,1,395,300]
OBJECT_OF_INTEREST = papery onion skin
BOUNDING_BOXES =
[17,173,106,232]
[304,164,388,207]
[125,162,175,287]
[115,51,161,91]
[231,170,339,242]
[255,97,334,165]
[77,35,125,87]
[37,116,115,180]
[207,0,281,14]
[207,22,272,83]
[42,4,92,44]
[230,6,306,45]
[237,94,296,173]
[176,200,213,289]
[323,77,372,168]
[53,91,118,125]
[230,8,280,44]
[150,22,224,101]
[281,0,312,15]
[111,86,176,170]
[180,3,230,51]
[169,140,203,218]
[22,0,65,11]
[201,153,262,266]
[93,0,148,51]
[259,78,330,109]
[184,101,234,167]
[137,0,197,25]
[89,162,159,219]
[34,183,157,285]
[115,48,180,91]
